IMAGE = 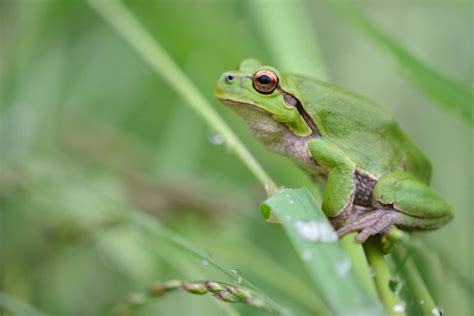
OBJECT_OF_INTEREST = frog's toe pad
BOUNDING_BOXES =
[336,209,400,243]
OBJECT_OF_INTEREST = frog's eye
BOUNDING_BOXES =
[252,69,279,94]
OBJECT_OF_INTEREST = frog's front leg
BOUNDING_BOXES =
[307,139,356,220]
[337,171,453,243]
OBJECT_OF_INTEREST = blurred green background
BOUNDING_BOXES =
[0,1,472,315]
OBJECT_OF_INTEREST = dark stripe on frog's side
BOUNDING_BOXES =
[279,88,321,137]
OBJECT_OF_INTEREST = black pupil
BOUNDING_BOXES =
[257,74,272,85]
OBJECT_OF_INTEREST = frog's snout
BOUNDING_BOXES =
[216,71,240,98]
[223,72,236,83]
[220,72,238,85]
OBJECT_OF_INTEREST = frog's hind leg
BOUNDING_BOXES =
[337,171,453,243]
[336,208,431,243]
[336,209,402,243]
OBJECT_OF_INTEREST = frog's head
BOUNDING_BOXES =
[215,59,315,136]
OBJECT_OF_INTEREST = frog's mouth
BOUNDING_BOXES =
[217,97,271,115]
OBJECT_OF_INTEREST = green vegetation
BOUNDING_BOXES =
[1,1,472,315]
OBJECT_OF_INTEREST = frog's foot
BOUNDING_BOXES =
[336,209,402,243]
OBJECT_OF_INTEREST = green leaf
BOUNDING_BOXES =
[325,0,473,125]
[261,187,383,315]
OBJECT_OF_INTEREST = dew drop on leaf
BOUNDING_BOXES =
[393,302,406,313]
[368,266,375,277]
[431,307,443,316]
[230,268,241,275]
[302,250,312,261]
[294,220,338,242]
[335,258,352,277]
[208,133,225,145]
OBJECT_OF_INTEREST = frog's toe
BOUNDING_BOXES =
[354,214,399,243]
[336,209,400,243]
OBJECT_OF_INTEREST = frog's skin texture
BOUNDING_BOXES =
[215,59,453,243]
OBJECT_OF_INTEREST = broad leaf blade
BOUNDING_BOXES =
[261,187,383,315]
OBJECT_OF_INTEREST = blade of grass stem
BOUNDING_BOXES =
[401,259,438,316]
[87,0,277,192]
[393,248,439,316]
[324,0,473,124]
[261,187,383,315]
[364,239,405,316]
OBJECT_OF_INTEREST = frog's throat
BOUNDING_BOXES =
[218,90,320,137]
[278,88,320,137]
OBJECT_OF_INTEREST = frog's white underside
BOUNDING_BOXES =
[221,99,324,175]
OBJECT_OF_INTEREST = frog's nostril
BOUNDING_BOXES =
[224,74,235,83]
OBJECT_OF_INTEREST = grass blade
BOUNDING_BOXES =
[87,0,277,191]
[261,187,383,315]
[325,0,473,124]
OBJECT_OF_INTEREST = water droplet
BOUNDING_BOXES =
[336,258,352,277]
[368,266,375,277]
[389,275,403,295]
[393,303,406,313]
[289,199,294,204]
[264,181,274,195]
[302,250,312,261]
[201,259,209,266]
[431,307,443,316]
[236,276,242,284]
[208,133,225,145]
[285,193,291,198]
[294,220,338,242]
[419,300,425,305]
[230,268,241,275]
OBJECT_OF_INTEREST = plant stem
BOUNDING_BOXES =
[364,238,405,316]
[394,249,438,316]
[87,0,277,193]
[340,233,377,296]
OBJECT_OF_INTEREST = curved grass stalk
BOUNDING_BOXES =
[364,239,405,316]
[324,0,473,125]
[87,0,277,193]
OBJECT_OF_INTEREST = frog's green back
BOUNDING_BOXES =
[288,75,432,182]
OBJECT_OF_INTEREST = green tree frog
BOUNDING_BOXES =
[215,59,453,243]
